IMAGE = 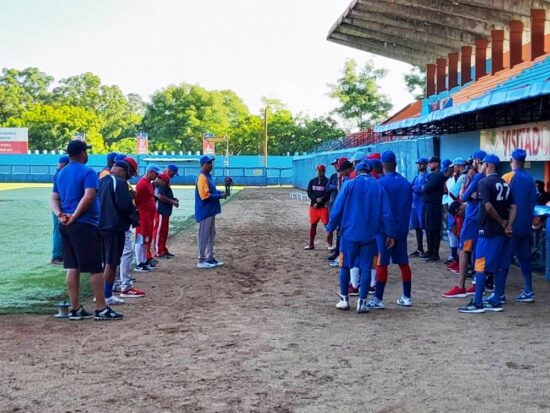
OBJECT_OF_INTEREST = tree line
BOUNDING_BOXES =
[0,61,406,155]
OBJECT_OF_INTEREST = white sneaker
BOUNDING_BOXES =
[208,259,224,267]
[335,295,350,310]
[106,296,125,305]
[357,298,369,313]
[396,296,412,307]
[367,299,385,310]
[197,262,216,269]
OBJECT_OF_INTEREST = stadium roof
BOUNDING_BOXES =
[327,0,550,67]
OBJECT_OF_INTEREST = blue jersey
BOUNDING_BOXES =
[411,172,428,208]
[379,172,412,239]
[502,169,536,237]
[326,174,396,243]
[463,172,484,220]
[53,161,100,227]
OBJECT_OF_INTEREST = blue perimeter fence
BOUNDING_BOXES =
[0,154,293,186]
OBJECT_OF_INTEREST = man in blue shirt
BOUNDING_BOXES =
[369,151,413,309]
[500,148,537,303]
[326,160,396,313]
[51,140,122,321]
[195,155,226,269]
[51,155,69,265]
[459,154,516,313]
[409,158,429,256]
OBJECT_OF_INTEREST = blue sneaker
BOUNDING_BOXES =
[458,300,485,314]
[516,291,535,303]
[483,293,506,305]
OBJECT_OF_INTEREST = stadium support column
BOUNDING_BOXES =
[460,46,472,85]
[475,38,488,80]
[426,63,436,97]
[510,20,523,68]
[531,9,545,60]
[448,53,458,90]
[436,58,447,94]
[491,30,504,74]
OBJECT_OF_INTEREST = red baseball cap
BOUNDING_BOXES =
[367,152,381,160]
[123,157,139,176]
[335,157,349,169]
[316,164,326,172]
[158,172,170,182]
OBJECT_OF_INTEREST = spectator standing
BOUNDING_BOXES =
[409,158,429,256]
[421,156,446,261]
[51,155,69,265]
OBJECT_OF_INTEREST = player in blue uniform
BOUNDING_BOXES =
[442,150,487,298]
[409,158,429,256]
[459,154,516,313]
[500,148,537,303]
[368,151,413,309]
[326,160,396,313]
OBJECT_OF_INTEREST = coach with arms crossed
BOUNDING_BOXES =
[51,140,123,321]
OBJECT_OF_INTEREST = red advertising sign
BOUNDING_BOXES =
[480,121,550,161]
[136,132,149,155]
[0,128,28,154]
[203,139,215,155]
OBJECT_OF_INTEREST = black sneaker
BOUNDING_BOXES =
[327,253,338,261]
[409,250,423,257]
[68,306,93,320]
[94,306,123,321]
[425,255,440,262]
[458,300,485,314]
[146,259,158,268]
[164,252,175,258]
[134,263,151,273]
[418,252,431,259]
[483,302,503,312]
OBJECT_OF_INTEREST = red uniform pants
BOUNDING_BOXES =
[153,212,170,257]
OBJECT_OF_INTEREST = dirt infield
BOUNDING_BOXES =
[1,188,550,412]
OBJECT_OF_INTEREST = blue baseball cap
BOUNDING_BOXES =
[58,155,69,164]
[472,150,487,160]
[482,154,500,166]
[511,148,526,161]
[107,152,118,163]
[146,163,161,173]
[200,155,216,165]
[350,151,366,163]
[381,151,396,163]
[115,153,127,161]
[167,164,179,175]
[451,157,466,166]
[442,159,452,168]
[355,159,372,172]
[416,157,429,164]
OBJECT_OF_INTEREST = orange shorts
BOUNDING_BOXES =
[309,207,329,225]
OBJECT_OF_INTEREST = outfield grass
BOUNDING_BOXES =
[0,183,216,314]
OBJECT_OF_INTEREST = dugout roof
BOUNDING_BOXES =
[327,0,550,67]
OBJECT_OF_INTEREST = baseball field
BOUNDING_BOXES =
[1,187,550,412]
[0,183,203,314]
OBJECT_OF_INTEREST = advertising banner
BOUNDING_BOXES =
[480,121,550,161]
[136,132,149,155]
[0,128,28,154]
[203,139,215,155]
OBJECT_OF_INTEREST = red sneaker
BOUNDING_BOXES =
[465,285,476,296]
[348,285,359,296]
[446,262,459,271]
[120,287,145,298]
[442,286,467,298]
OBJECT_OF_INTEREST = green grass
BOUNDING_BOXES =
[0,185,233,315]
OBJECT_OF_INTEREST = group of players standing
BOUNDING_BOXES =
[306,147,537,314]
[51,141,180,320]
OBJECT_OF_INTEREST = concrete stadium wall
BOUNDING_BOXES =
[292,137,435,189]
[0,154,293,186]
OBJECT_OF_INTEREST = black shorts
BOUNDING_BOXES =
[100,230,125,266]
[61,222,103,274]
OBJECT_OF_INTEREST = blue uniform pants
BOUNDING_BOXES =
[502,234,533,293]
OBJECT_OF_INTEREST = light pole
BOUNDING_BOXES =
[263,106,269,168]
